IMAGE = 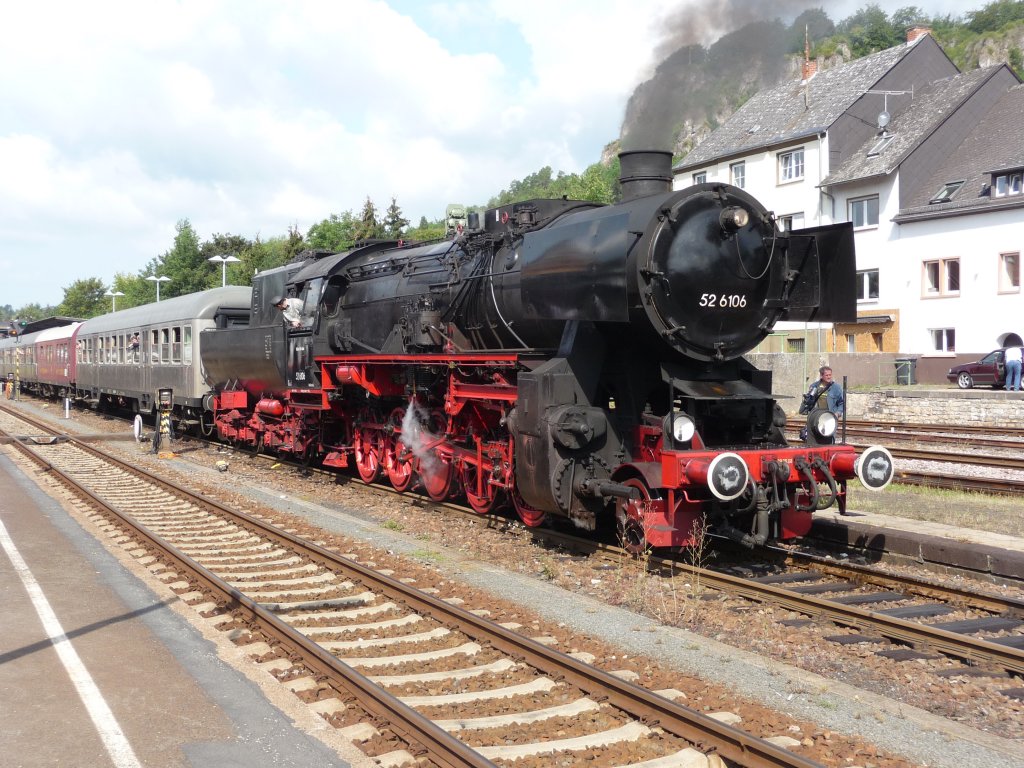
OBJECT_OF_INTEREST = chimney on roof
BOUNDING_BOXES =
[801,23,817,82]
[907,26,932,44]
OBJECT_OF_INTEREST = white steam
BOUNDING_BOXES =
[399,400,441,478]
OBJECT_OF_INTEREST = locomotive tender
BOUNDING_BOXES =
[202,150,893,550]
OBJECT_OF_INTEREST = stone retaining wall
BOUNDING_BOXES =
[845,389,1024,426]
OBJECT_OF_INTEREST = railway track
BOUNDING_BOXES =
[0,404,827,768]
[511,524,1024,701]
[784,418,1024,495]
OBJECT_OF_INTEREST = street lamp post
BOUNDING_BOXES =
[208,254,241,287]
[146,275,171,302]
[104,289,125,311]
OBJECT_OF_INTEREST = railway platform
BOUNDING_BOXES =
[0,453,360,768]
[811,508,1024,581]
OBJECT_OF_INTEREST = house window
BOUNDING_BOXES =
[778,213,804,232]
[931,328,955,352]
[730,162,745,188]
[692,171,706,185]
[787,337,805,353]
[867,135,893,156]
[1000,252,1020,293]
[849,196,879,228]
[845,334,856,352]
[930,180,964,203]
[778,148,804,182]
[994,171,1022,197]
[923,258,960,296]
[856,269,879,301]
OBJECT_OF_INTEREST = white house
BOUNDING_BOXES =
[672,30,1024,375]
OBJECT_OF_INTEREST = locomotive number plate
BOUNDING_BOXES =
[698,293,747,308]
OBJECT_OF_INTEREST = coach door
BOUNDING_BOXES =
[142,328,156,402]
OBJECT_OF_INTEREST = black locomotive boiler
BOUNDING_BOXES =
[201,151,892,550]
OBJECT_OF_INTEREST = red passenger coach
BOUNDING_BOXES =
[0,321,81,398]
[34,324,81,395]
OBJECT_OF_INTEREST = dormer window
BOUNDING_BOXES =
[867,134,893,157]
[930,180,964,204]
[994,171,1022,197]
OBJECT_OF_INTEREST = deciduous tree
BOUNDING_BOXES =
[58,277,107,318]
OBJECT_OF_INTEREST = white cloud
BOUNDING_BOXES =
[0,0,987,307]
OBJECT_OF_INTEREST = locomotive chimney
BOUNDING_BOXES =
[618,150,673,201]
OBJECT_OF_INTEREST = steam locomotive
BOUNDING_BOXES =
[199,151,892,551]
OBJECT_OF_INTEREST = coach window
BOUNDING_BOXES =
[172,327,182,364]
[183,326,193,364]
[160,328,170,363]
[149,330,158,363]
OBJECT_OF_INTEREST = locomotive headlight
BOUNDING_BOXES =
[813,410,838,438]
[664,413,695,445]
[720,206,750,232]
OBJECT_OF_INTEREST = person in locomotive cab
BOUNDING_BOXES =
[272,295,304,328]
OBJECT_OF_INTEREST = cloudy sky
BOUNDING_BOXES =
[1,0,983,308]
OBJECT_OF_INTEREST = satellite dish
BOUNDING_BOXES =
[877,110,891,130]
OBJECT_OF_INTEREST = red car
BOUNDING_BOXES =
[946,349,1009,389]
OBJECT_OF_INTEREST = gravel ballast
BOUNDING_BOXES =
[6,399,1024,768]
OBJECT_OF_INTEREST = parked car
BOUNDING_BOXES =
[946,349,1007,389]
